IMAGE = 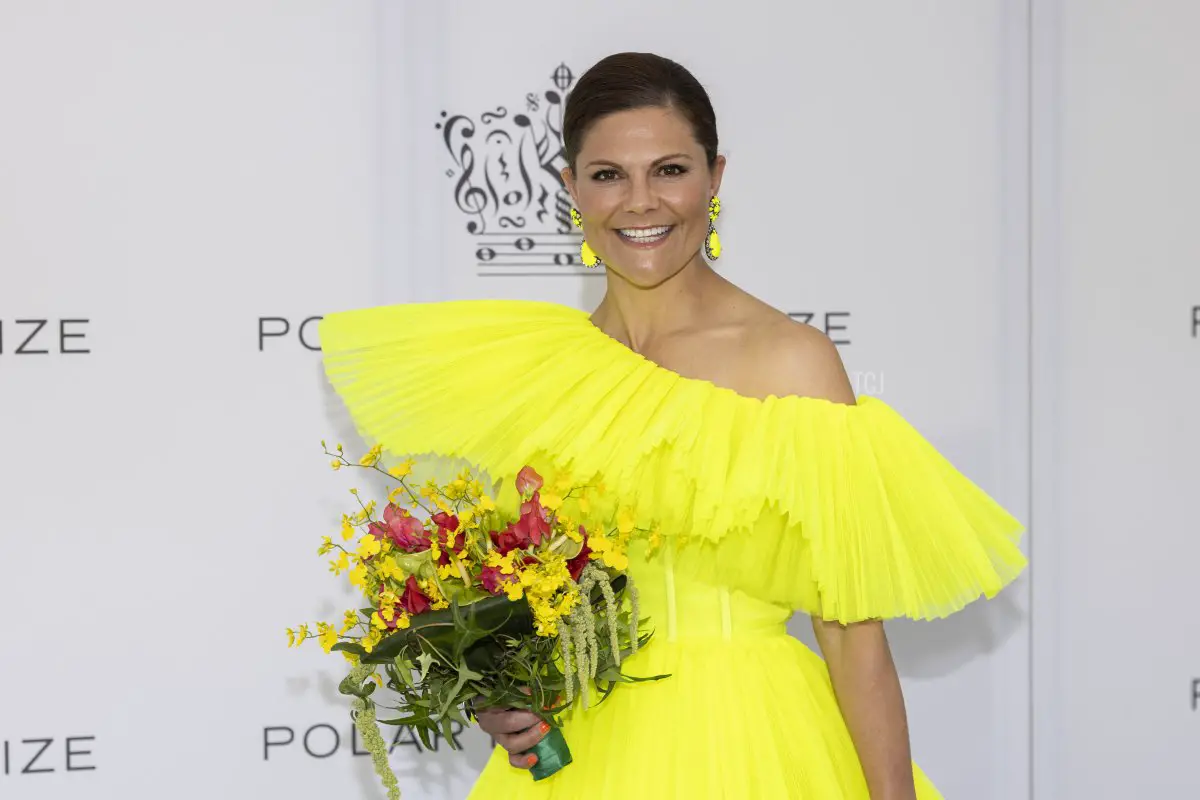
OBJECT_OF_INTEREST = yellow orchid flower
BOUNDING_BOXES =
[357,536,382,560]
[359,444,383,467]
[388,458,415,479]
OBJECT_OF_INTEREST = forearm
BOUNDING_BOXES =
[815,619,916,800]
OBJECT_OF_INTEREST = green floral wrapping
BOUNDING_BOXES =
[527,726,572,781]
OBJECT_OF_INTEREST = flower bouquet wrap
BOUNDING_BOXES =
[289,443,665,798]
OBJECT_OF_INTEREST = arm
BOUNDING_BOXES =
[772,323,918,799]
[813,618,916,800]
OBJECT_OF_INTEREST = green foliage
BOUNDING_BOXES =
[343,577,664,750]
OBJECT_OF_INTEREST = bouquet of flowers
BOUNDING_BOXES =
[288,442,663,799]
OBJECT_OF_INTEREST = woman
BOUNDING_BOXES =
[319,52,1025,799]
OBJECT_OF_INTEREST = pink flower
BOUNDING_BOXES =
[381,504,429,553]
[479,565,518,596]
[515,466,543,496]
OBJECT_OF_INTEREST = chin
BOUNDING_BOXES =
[601,234,697,288]
[603,257,688,289]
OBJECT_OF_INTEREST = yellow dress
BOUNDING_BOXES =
[318,299,1027,799]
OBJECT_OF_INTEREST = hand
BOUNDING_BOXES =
[474,704,551,770]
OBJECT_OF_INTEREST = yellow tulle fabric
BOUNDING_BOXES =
[318,298,1027,799]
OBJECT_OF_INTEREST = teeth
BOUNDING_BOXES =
[618,226,671,239]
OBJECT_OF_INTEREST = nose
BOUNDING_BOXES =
[624,175,658,215]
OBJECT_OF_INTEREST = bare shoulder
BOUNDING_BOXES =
[741,304,856,405]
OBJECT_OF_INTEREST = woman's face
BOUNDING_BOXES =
[564,105,725,288]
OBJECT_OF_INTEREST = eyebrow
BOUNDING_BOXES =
[582,153,694,170]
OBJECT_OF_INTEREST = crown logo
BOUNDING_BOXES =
[436,63,588,274]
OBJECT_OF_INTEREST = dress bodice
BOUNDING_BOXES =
[628,542,791,643]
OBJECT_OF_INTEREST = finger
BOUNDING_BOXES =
[496,719,551,756]
[477,709,541,736]
[509,750,539,770]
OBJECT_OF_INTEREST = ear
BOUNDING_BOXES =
[709,154,727,198]
[561,167,579,205]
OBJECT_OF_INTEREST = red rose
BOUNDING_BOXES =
[566,526,592,581]
[490,525,526,555]
[431,511,460,534]
[427,512,463,565]
[398,575,431,616]
[433,534,464,569]
[515,466,543,496]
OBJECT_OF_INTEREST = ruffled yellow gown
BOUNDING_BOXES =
[319,299,1027,800]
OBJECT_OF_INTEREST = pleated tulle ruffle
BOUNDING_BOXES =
[318,299,1026,623]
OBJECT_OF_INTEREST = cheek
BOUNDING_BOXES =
[576,186,620,218]
[662,184,712,223]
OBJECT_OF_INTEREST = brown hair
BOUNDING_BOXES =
[563,52,719,171]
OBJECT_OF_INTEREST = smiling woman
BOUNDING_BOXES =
[560,54,725,287]
[318,51,1025,800]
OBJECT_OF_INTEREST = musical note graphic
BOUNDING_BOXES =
[437,63,593,275]
[473,233,594,275]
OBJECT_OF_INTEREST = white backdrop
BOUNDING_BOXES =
[1031,1,1200,798]
[3,1,1189,799]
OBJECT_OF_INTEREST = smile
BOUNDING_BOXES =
[615,225,674,246]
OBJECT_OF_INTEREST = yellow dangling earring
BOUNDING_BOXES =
[704,195,722,261]
[570,207,603,269]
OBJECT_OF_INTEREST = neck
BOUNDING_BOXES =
[591,256,724,353]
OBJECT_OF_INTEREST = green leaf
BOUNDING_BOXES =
[392,549,435,579]
[417,652,435,682]
[463,639,505,673]
[392,657,414,688]
[358,592,534,664]
[446,584,492,606]
[443,704,471,727]
[416,725,435,751]
[439,716,458,750]
[547,532,584,560]
[331,642,367,657]
[437,659,484,720]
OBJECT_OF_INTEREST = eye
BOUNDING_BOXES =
[590,168,620,182]
[658,163,688,177]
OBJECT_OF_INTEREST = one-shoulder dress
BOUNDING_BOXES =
[318,299,1027,799]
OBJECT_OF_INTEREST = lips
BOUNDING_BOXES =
[615,225,673,245]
